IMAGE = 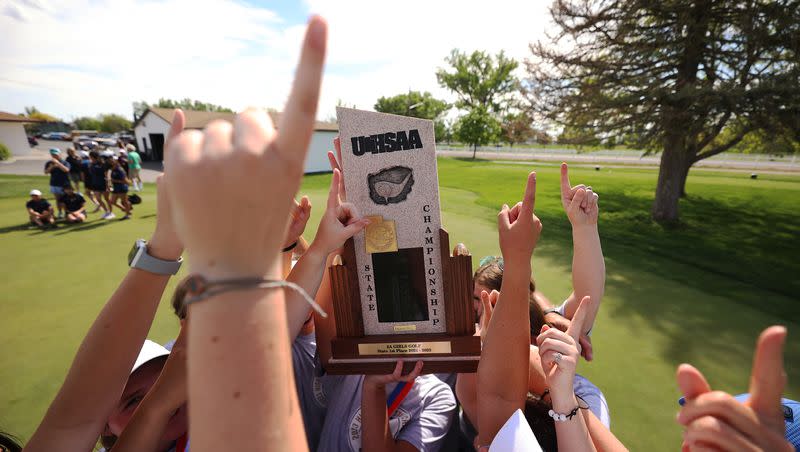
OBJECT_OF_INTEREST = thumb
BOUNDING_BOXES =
[497,204,511,230]
[342,219,369,238]
[676,364,711,401]
[748,326,787,419]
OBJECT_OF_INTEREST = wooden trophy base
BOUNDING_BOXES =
[325,334,481,375]
[325,229,479,375]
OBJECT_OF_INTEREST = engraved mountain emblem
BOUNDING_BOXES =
[367,166,414,205]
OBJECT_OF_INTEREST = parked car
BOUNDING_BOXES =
[74,137,99,150]
[95,138,118,148]
[41,132,70,140]
[118,134,136,146]
[28,136,38,147]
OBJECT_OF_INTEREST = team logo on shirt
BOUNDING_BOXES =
[348,407,411,451]
[312,376,327,407]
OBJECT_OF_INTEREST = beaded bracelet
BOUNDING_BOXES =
[548,406,580,422]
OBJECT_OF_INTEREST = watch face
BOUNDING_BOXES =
[128,241,141,265]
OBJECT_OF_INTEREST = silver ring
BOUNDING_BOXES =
[554,352,563,363]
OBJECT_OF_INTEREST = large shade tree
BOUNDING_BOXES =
[525,0,800,221]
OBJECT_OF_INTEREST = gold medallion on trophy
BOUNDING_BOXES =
[365,216,398,253]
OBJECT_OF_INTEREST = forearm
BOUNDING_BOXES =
[110,395,173,452]
[477,258,531,441]
[285,245,327,339]
[569,225,604,331]
[361,383,395,452]
[583,409,628,452]
[187,257,307,451]
[312,250,340,366]
[552,393,596,452]
[27,270,173,450]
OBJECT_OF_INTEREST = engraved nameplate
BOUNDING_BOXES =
[358,341,452,355]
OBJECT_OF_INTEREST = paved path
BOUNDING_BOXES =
[4,140,797,178]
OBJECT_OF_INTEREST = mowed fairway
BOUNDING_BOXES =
[1,158,798,450]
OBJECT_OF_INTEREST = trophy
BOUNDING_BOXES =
[322,107,480,375]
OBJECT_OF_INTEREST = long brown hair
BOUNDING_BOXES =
[473,258,546,334]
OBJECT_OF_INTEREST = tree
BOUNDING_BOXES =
[375,91,450,119]
[73,116,102,131]
[133,98,233,120]
[501,112,535,147]
[454,107,501,158]
[23,106,60,123]
[437,49,520,158]
[99,114,132,133]
[436,49,519,113]
[525,0,800,221]
[375,91,451,142]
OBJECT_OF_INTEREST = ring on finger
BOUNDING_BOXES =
[554,352,563,364]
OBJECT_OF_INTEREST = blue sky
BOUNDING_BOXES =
[1,0,552,121]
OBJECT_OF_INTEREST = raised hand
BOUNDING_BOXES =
[536,296,592,400]
[676,326,792,452]
[309,168,369,254]
[149,110,186,261]
[326,136,347,200]
[284,196,311,248]
[560,163,598,226]
[498,172,543,264]
[542,313,594,361]
[165,18,326,279]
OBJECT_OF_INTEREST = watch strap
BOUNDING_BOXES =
[136,246,182,275]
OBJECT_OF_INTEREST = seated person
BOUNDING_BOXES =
[26,189,55,227]
[61,185,87,223]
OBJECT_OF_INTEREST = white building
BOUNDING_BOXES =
[133,108,337,173]
[0,111,40,157]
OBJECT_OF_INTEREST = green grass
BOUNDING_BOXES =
[0,161,798,451]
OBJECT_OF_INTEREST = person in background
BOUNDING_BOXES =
[88,151,112,218]
[79,150,100,211]
[62,185,87,223]
[25,111,185,452]
[44,148,71,219]
[65,148,83,194]
[109,157,132,220]
[126,144,143,191]
[118,149,130,175]
[26,189,55,228]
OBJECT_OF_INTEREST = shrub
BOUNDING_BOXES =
[0,142,10,161]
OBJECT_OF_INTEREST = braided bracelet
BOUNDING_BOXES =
[180,274,327,318]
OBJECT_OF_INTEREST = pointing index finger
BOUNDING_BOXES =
[560,162,571,197]
[566,296,591,341]
[327,169,341,209]
[521,171,537,215]
[274,16,327,166]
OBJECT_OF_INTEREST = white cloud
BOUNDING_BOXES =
[0,0,554,121]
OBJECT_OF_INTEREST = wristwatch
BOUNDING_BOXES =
[128,239,182,275]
